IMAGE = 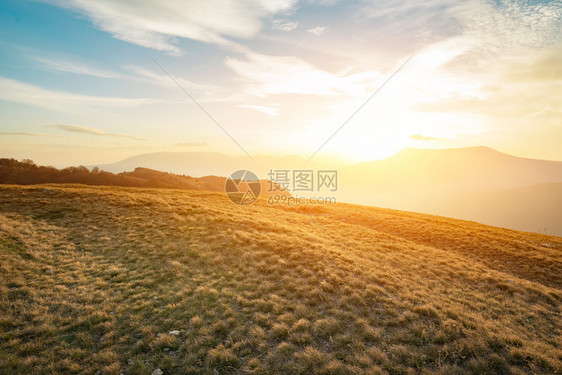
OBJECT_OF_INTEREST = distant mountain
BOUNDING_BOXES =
[342,146,562,191]
[83,146,562,235]
[95,152,349,178]
[338,146,562,235]
[96,152,244,177]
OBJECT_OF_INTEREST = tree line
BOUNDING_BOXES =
[0,158,219,190]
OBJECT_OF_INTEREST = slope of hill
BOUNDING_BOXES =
[121,167,226,191]
[0,158,221,190]
[0,184,560,374]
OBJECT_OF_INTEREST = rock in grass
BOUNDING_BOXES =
[152,369,163,375]
[169,330,180,336]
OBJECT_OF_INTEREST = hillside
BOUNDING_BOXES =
[1,184,560,374]
[0,160,288,197]
[0,159,227,191]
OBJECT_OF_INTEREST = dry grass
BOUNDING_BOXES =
[0,184,560,374]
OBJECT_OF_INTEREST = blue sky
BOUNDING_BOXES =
[0,0,560,166]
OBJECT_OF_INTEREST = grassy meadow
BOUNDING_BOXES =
[0,184,561,374]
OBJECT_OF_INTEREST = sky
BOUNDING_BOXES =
[0,0,560,167]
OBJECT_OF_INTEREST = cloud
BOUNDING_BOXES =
[415,81,562,120]
[51,124,147,140]
[308,0,340,5]
[357,0,465,46]
[35,57,121,79]
[225,52,381,97]
[361,0,562,137]
[237,104,280,117]
[357,0,561,66]
[410,134,438,141]
[440,0,559,76]
[272,20,298,31]
[413,48,562,122]
[46,0,299,54]
[307,26,326,36]
[176,142,209,147]
[503,50,562,83]
[123,64,214,93]
[122,64,248,104]
[0,76,156,111]
[31,56,221,98]
[0,131,47,136]
[458,0,561,52]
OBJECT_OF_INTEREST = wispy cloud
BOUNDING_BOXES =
[176,142,209,147]
[307,26,326,36]
[45,0,299,54]
[412,41,562,122]
[31,55,219,97]
[0,131,47,136]
[357,0,562,136]
[35,57,121,79]
[237,104,280,117]
[358,0,462,42]
[410,134,438,141]
[0,76,156,111]
[272,20,298,31]
[225,52,381,97]
[123,64,214,94]
[356,0,561,67]
[51,124,147,140]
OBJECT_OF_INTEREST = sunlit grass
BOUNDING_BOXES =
[0,184,560,374]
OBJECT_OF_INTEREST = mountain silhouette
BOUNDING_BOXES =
[339,146,562,235]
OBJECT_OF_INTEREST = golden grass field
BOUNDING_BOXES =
[0,184,561,374]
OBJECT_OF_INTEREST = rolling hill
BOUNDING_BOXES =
[0,184,560,374]
[0,160,289,198]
